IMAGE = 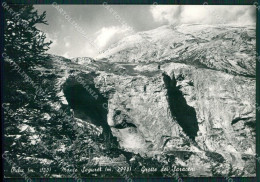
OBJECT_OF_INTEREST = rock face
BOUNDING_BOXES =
[71,57,95,65]
[94,69,187,155]
[90,62,255,176]
[4,24,256,177]
[92,24,256,176]
[61,24,256,176]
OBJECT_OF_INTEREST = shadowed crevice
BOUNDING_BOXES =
[231,117,252,125]
[162,72,199,141]
[114,120,137,129]
[63,73,117,145]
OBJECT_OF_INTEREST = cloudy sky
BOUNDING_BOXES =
[35,5,256,59]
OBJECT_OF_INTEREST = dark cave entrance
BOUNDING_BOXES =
[162,72,199,141]
[63,73,117,145]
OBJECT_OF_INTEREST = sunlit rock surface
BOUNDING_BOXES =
[4,24,255,177]
[93,24,255,176]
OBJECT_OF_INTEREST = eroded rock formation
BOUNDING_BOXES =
[4,24,255,177]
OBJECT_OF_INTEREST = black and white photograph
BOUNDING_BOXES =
[2,2,258,180]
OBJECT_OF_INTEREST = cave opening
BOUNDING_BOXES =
[162,72,199,141]
[63,73,117,145]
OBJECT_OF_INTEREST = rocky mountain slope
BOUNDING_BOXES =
[97,24,255,77]
[4,24,256,177]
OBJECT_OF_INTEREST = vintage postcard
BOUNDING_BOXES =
[2,1,259,181]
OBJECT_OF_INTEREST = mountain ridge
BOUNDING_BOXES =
[93,24,255,78]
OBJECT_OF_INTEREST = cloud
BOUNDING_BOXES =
[94,25,133,49]
[79,25,134,58]
[150,5,256,25]
[45,32,58,48]
[150,5,182,24]
[62,52,71,58]
[65,42,70,47]
[63,36,71,48]
[81,43,98,58]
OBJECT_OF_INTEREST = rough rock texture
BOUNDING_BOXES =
[94,69,187,155]
[4,24,256,177]
[91,61,255,176]
[92,24,256,176]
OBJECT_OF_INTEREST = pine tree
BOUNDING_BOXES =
[3,4,52,64]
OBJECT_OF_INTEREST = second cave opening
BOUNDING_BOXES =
[163,72,199,141]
